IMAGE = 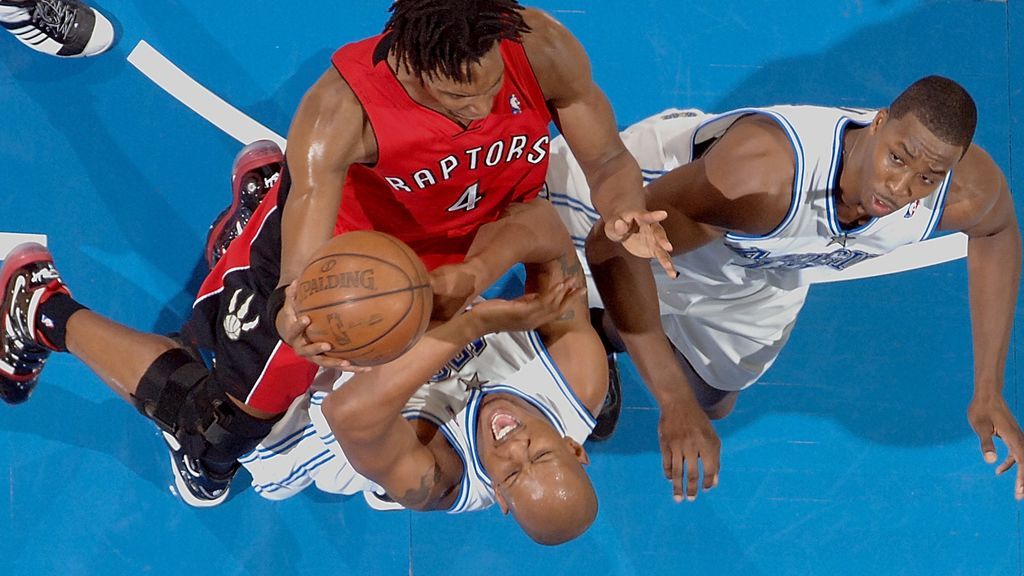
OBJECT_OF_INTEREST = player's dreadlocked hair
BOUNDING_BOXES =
[890,75,977,156]
[384,0,531,82]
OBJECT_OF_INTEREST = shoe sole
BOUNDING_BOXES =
[0,243,52,297]
[0,243,54,401]
[162,431,230,508]
[204,140,284,268]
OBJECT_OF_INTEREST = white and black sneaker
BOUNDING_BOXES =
[162,431,235,508]
[0,0,114,58]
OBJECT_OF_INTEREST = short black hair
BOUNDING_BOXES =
[384,0,531,82]
[889,75,977,153]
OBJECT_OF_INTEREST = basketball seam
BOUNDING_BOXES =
[376,233,431,361]
[302,232,429,364]
[295,284,431,314]
[329,288,418,357]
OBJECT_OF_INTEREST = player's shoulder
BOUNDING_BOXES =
[948,143,1005,199]
[519,8,588,99]
[303,67,364,120]
[706,114,797,199]
[290,68,374,165]
[940,143,1009,232]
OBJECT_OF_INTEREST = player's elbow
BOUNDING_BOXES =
[321,386,370,440]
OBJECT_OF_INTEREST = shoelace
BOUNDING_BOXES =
[31,0,76,40]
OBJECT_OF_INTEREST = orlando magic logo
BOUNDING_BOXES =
[727,243,878,271]
[509,94,522,115]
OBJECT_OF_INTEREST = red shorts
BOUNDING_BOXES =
[185,171,485,414]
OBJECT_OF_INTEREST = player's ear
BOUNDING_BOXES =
[564,437,589,466]
[871,109,889,134]
[494,490,510,514]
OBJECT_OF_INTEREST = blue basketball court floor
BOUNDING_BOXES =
[1,1,1022,574]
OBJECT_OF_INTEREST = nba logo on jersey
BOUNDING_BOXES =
[509,94,522,114]
[904,199,921,218]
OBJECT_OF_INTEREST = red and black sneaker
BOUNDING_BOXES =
[0,243,66,404]
[204,140,284,269]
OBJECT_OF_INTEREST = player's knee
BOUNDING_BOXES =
[134,349,276,463]
[703,392,739,420]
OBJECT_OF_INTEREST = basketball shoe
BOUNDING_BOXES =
[0,0,114,58]
[0,243,68,404]
[162,431,235,508]
[204,140,284,269]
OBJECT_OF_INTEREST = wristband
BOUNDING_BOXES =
[266,285,288,327]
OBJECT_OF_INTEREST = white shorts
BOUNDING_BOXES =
[239,369,387,504]
[545,109,807,391]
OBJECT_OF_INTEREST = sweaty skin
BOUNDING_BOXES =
[274,8,670,374]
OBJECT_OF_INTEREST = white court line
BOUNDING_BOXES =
[0,233,48,259]
[126,40,287,149]
[125,40,968,283]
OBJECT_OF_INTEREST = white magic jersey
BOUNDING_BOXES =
[548,106,952,391]
[240,329,595,513]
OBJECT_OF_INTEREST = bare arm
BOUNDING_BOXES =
[272,69,378,365]
[586,116,794,500]
[278,68,375,288]
[938,145,1024,498]
[430,198,571,319]
[522,8,673,273]
[323,312,485,510]
[322,281,579,509]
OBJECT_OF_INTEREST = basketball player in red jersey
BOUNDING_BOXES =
[0,0,664,509]
[266,1,673,360]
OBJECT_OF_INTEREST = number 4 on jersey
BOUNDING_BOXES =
[447,181,484,212]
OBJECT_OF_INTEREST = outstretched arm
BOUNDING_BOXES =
[940,146,1024,500]
[587,116,795,501]
[322,281,580,509]
[521,8,673,275]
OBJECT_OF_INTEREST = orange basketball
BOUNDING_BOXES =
[295,231,432,366]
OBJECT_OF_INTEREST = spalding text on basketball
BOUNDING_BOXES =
[299,268,377,300]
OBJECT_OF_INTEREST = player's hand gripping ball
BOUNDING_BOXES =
[296,231,433,366]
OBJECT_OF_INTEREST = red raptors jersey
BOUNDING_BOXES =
[331,34,552,268]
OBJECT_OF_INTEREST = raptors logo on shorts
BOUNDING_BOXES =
[222,288,259,341]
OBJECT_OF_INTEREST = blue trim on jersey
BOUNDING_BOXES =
[921,169,953,240]
[403,411,472,513]
[825,117,878,236]
[238,424,316,464]
[463,390,494,492]
[546,191,599,220]
[710,109,805,241]
[526,331,597,429]
[252,449,334,495]
[642,167,668,184]
[482,385,568,436]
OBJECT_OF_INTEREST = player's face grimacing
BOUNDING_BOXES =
[422,43,505,123]
[476,393,589,500]
[856,111,963,218]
